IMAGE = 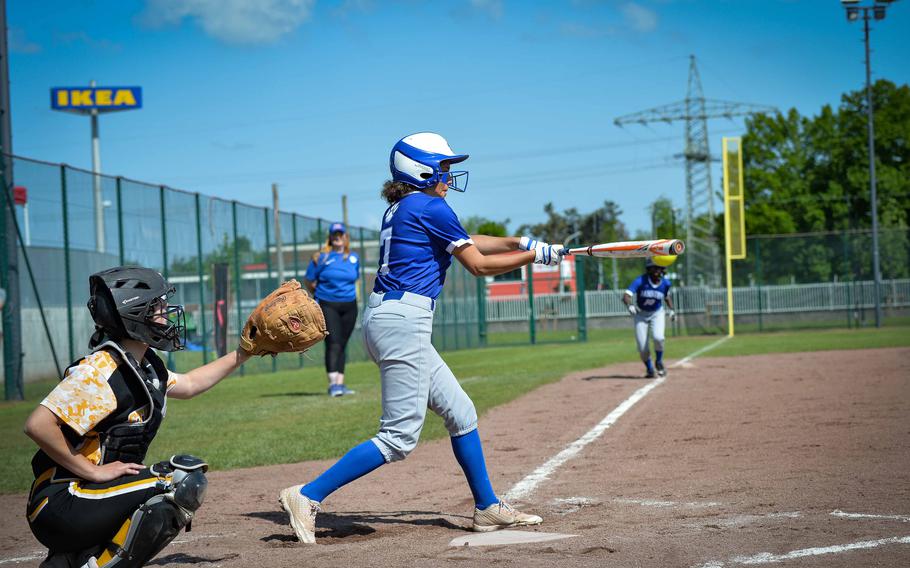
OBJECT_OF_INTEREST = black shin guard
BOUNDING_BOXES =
[92,456,208,568]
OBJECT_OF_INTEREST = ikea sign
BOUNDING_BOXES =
[51,87,142,112]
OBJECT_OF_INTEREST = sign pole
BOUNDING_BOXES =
[51,83,143,255]
[90,95,104,252]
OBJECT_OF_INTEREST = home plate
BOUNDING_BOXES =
[449,530,578,547]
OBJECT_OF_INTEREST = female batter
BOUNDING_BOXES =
[305,222,359,397]
[279,132,565,542]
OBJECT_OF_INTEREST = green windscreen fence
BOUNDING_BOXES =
[5,154,908,385]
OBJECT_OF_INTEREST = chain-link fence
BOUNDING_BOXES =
[3,155,908,384]
[3,156,480,382]
[483,230,909,339]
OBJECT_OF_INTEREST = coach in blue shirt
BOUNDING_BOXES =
[305,222,360,397]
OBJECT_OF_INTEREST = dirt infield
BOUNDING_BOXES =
[2,347,909,567]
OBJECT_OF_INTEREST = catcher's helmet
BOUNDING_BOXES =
[390,132,469,192]
[87,266,186,352]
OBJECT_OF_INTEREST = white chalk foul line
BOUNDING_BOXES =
[697,535,910,567]
[0,553,45,565]
[505,336,730,502]
[831,509,910,523]
[672,336,730,367]
[0,533,234,566]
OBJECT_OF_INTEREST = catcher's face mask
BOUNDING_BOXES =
[89,266,187,352]
[142,294,187,352]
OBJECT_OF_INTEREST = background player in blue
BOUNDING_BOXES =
[305,222,359,397]
[623,258,677,378]
[279,132,565,543]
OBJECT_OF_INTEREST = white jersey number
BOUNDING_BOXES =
[378,227,392,276]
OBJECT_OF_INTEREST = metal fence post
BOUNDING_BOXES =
[293,214,303,368]
[159,186,174,370]
[60,165,74,362]
[755,238,763,333]
[359,227,367,303]
[292,214,300,279]
[843,229,851,328]
[232,201,244,376]
[476,273,487,347]
[115,176,124,265]
[455,266,471,349]
[576,256,587,342]
[194,193,209,364]
[466,269,475,348]
[264,207,276,372]
[527,265,536,345]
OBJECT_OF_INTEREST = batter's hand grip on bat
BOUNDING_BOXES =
[563,239,685,258]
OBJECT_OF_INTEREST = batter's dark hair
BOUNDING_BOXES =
[381,180,416,204]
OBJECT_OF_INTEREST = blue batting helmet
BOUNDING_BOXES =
[390,132,469,192]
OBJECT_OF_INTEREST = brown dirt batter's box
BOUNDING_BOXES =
[1,348,907,567]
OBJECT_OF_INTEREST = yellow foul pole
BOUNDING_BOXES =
[722,137,746,338]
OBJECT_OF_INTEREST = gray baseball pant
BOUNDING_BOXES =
[634,308,666,362]
[363,292,478,463]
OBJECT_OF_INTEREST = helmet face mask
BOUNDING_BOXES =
[88,267,186,352]
[645,258,666,281]
[390,133,469,192]
[121,294,187,352]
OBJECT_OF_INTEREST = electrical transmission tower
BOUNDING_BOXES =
[615,55,775,286]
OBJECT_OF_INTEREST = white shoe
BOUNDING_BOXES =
[279,484,320,543]
[472,500,543,532]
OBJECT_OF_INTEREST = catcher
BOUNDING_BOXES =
[23,267,325,568]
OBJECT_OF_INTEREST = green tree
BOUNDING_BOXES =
[461,215,510,237]
[518,201,630,289]
[737,79,910,283]
[649,196,681,239]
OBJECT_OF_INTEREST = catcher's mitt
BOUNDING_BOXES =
[239,279,327,356]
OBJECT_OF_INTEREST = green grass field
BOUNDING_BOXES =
[2,325,908,494]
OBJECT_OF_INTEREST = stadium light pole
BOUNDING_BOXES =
[841,0,895,328]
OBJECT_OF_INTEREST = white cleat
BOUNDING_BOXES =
[279,484,320,544]
[472,500,543,533]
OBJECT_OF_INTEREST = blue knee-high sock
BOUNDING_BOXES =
[451,429,499,509]
[645,358,654,372]
[301,440,386,502]
[656,350,664,364]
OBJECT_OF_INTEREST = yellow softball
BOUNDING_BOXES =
[650,255,677,267]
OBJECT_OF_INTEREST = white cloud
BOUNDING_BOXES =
[620,2,658,32]
[332,0,374,19]
[471,0,504,20]
[559,22,612,39]
[140,0,316,45]
[58,32,122,52]
[9,28,41,54]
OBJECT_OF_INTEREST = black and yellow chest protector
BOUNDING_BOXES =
[93,342,168,465]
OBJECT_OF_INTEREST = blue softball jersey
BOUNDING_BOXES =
[627,274,672,312]
[305,251,360,302]
[373,192,474,300]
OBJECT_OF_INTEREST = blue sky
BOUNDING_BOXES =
[8,0,910,235]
